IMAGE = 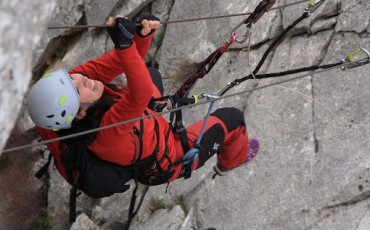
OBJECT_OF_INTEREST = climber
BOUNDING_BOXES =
[27,14,260,188]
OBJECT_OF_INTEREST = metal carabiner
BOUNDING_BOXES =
[340,48,370,70]
[230,0,276,43]
[230,18,252,43]
[304,0,326,16]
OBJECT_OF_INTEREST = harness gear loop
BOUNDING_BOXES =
[340,48,370,70]
[182,93,220,179]
[231,0,276,43]
[304,0,326,16]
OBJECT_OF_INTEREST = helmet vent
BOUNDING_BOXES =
[46,114,54,118]
[61,110,66,117]
[55,122,60,125]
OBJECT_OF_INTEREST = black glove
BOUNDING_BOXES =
[107,17,136,49]
[134,14,160,37]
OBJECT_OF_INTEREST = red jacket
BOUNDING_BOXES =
[38,34,184,181]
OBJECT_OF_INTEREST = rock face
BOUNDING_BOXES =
[0,0,56,228]
[1,0,370,229]
[0,0,56,154]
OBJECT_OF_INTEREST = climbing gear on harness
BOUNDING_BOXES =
[107,17,136,49]
[27,69,79,130]
[148,34,237,159]
[181,93,220,179]
[147,32,236,113]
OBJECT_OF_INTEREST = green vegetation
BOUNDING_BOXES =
[156,30,166,47]
[173,194,188,215]
[41,182,49,197]
[148,197,166,214]
[37,209,52,230]
[55,46,67,60]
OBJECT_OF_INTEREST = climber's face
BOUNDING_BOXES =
[70,73,104,105]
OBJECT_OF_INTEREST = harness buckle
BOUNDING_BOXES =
[152,101,167,112]
[340,48,370,70]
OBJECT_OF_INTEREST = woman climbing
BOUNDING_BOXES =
[27,14,259,189]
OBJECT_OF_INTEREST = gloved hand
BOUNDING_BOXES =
[134,14,160,37]
[106,17,136,49]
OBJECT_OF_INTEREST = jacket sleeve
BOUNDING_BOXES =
[90,41,153,139]
[133,33,154,58]
[69,33,155,83]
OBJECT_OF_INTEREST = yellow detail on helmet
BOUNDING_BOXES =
[59,96,67,105]
[66,114,74,123]
[42,73,52,78]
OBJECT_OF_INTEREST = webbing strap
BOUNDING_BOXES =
[174,108,190,153]
[69,171,80,222]
[125,167,138,230]
[34,153,53,179]
[173,35,236,98]
[253,13,309,76]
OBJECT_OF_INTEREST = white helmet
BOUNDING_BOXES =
[27,69,80,130]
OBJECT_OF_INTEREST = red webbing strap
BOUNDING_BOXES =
[173,34,237,98]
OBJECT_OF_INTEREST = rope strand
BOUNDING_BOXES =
[47,0,307,29]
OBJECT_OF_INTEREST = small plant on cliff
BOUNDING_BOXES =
[173,194,188,215]
[156,29,165,47]
[37,208,51,230]
[55,46,67,60]
[41,181,49,197]
[148,197,166,214]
